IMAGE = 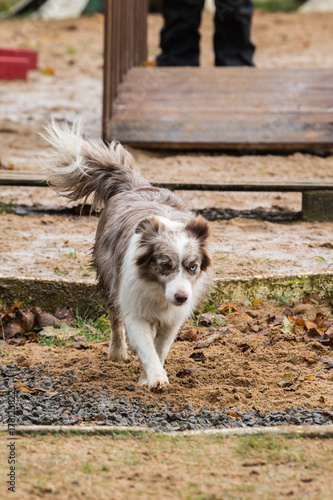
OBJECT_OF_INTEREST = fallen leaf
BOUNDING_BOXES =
[195,333,220,349]
[282,306,294,317]
[281,317,295,335]
[318,357,333,369]
[54,306,74,325]
[25,332,38,343]
[176,367,199,378]
[7,337,27,346]
[320,327,333,348]
[72,336,90,349]
[4,322,26,340]
[304,375,316,380]
[302,355,317,364]
[13,381,35,393]
[91,413,106,422]
[321,411,333,419]
[278,372,295,388]
[198,313,214,326]
[85,324,97,334]
[34,311,62,329]
[218,303,239,314]
[228,411,243,418]
[304,320,319,331]
[39,324,80,339]
[237,343,255,353]
[34,386,58,397]
[40,66,55,75]
[252,299,262,307]
[267,314,284,327]
[285,383,301,392]
[248,323,261,333]
[307,328,321,338]
[291,316,306,328]
[189,351,207,362]
[177,328,200,342]
[314,313,332,331]
[303,293,321,304]
[2,302,23,322]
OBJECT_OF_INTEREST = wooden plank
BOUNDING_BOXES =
[1,172,333,192]
[102,0,113,141]
[107,67,333,152]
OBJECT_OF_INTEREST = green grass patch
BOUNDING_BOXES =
[72,311,110,343]
[0,0,18,12]
[65,46,76,54]
[254,0,304,12]
[0,202,13,214]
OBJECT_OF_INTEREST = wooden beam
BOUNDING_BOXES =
[1,172,333,192]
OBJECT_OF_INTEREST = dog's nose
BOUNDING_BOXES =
[174,293,188,304]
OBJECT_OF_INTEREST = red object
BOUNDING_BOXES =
[0,56,29,80]
[0,47,38,80]
[0,48,38,70]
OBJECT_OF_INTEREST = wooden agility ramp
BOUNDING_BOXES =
[103,1,333,153]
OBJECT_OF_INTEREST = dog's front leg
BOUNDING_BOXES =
[155,322,182,367]
[125,316,169,393]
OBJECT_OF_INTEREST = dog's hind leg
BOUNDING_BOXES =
[108,310,128,362]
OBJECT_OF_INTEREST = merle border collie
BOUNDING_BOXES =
[42,121,212,393]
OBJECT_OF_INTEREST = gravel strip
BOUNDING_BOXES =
[1,364,332,432]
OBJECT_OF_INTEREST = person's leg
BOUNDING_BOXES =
[214,0,255,66]
[157,0,205,67]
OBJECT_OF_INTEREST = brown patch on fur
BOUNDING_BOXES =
[185,216,210,242]
[185,217,211,272]
[136,228,180,285]
[135,216,161,236]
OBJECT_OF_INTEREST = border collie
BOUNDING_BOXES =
[42,121,212,392]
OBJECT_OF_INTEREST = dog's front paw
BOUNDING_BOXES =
[148,372,169,393]
[138,371,148,386]
[150,380,169,393]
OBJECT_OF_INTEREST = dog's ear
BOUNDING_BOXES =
[135,217,161,268]
[186,216,211,271]
[185,216,209,242]
[135,216,161,236]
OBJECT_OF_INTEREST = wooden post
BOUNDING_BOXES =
[102,0,112,142]
[102,0,148,141]
[302,191,333,222]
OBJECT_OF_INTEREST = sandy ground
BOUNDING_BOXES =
[2,299,333,413]
[1,211,333,280]
[0,11,333,280]
[0,433,332,500]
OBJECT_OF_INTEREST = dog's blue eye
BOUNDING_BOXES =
[190,264,197,272]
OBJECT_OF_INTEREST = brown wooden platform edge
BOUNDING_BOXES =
[1,172,333,221]
[108,139,333,155]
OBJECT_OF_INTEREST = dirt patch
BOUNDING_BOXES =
[1,432,333,499]
[1,210,333,280]
[2,300,333,414]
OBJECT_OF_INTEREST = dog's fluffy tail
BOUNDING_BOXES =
[41,120,149,209]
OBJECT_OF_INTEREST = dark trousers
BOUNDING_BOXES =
[156,0,255,67]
